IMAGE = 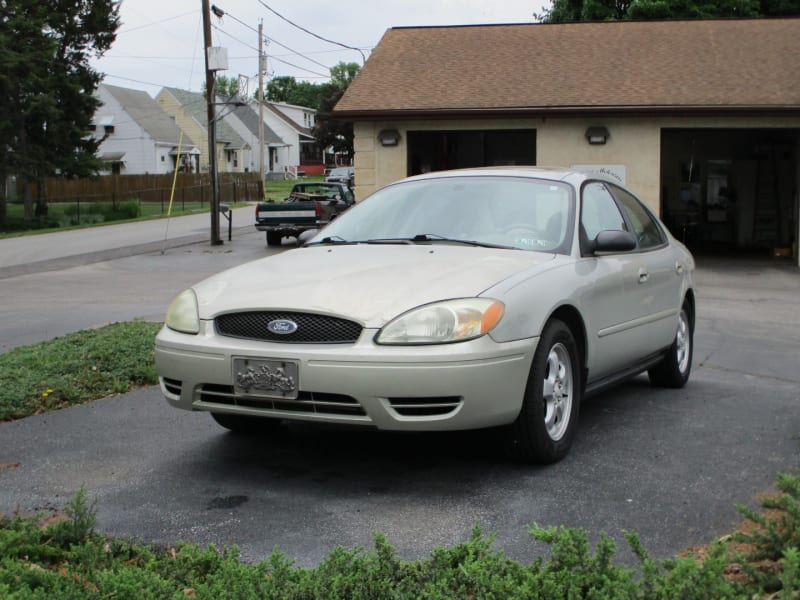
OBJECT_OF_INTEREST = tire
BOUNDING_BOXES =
[210,412,282,433]
[648,303,693,388]
[504,319,582,464]
[266,231,282,246]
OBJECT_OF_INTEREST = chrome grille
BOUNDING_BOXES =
[197,384,367,417]
[215,311,362,343]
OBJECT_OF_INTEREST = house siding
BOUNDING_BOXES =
[95,87,160,174]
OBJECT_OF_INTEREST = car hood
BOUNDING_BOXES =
[192,244,555,327]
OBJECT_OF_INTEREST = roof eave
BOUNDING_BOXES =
[334,105,800,120]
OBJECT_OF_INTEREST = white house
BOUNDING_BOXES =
[94,84,199,175]
[223,102,289,176]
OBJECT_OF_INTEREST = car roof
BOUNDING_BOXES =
[400,166,618,187]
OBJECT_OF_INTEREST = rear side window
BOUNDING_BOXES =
[609,185,666,249]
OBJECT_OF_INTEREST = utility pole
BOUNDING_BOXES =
[258,20,265,198]
[202,0,222,245]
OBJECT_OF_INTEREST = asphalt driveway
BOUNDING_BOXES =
[0,224,798,567]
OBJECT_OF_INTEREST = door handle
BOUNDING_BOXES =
[675,263,684,275]
[638,268,649,284]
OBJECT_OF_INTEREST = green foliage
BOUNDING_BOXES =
[61,199,141,223]
[329,62,361,89]
[536,0,800,21]
[47,486,97,547]
[733,470,800,593]
[0,321,162,421]
[0,0,120,187]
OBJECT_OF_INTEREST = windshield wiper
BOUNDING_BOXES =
[409,233,517,250]
[365,237,415,245]
[305,235,355,246]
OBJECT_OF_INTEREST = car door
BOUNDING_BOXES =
[576,181,663,381]
[608,183,682,354]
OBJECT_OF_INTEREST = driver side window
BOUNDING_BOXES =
[581,182,627,240]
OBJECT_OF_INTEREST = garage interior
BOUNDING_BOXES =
[660,129,799,258]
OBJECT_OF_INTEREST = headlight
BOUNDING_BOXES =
[165,289,200,334]
[376,299,504,345]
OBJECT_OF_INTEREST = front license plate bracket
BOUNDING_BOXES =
[232,357,299,400]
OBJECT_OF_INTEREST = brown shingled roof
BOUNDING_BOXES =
[334,18,800,117]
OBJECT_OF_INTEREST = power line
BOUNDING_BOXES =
[268,55,329,78]
[116,9,198,35]
[212,24,260,54]
[266,35,331,71]
[255,0,366,63]
[213,6,333,79]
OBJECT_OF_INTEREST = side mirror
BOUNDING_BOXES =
[298,229,320,246]
[591,230,637,254]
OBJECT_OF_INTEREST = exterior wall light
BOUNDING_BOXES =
[585,126,610,145]
[378,129,401,146]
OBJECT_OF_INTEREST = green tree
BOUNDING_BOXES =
[313,62,362,164]
[265,76,326,109]
[210,75,242,99]
[265,75,299,104]
[329,62,360,89]
[536,0,800,21]
[0,0,119,225]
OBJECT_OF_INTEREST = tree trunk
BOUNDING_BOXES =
[35,177,48,217]
[23,179,34,222]
[0,172,7,229]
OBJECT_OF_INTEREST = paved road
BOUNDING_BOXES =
[0,221,798,567]
[0,209,271,351]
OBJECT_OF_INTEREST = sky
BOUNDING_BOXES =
[92,0,544,97]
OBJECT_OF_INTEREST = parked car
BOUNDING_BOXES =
[156,167,695,463]
[325,166,354,187]
[255,182,354,246]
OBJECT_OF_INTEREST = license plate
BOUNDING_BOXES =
[232,357,299,399]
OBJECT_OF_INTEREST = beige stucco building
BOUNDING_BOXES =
[336,18,800,263]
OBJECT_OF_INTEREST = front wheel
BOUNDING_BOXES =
[648,303,693,388]
[504,319,582,464]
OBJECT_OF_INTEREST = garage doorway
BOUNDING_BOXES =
[660,129,799,258]
[407,129,536,176]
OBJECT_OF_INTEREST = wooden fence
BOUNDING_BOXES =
[40,172,263,206]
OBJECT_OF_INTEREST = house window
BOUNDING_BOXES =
[407,129,536,175]
[104,125,115,134]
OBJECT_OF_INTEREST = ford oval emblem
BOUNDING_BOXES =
[267,319,298,335]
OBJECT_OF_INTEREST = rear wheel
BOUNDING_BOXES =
[210,412,282,433]
[648,303,693,388]
[504,319,581,463]
[266,231,282,246]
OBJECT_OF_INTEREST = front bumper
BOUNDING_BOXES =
[155,323,537,432]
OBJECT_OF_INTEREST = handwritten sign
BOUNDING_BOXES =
[571,164,626,185]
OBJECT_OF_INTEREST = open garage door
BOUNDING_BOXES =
[407,129,536,176]
[660,129,799,260]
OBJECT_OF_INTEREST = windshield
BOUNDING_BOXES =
[308,175,574,253]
